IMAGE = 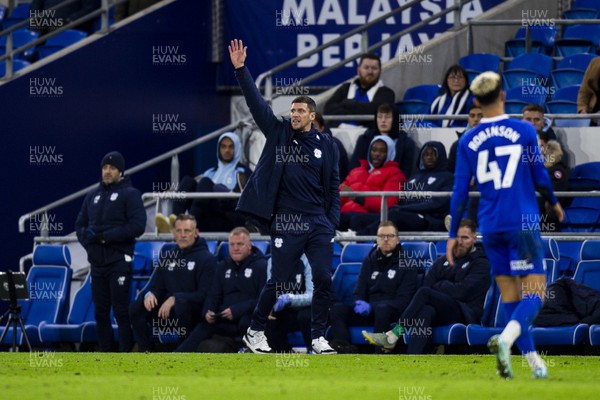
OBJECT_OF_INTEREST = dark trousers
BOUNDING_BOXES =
[172,176,245,232]
[174,314,252,352]
[400,287,464,354]
[129,297,200,352]
[265,306,312,351]
[251,214,334,339]
[91,260,133,352]
[329,302,400,345]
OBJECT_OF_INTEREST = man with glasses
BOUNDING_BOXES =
[363,219,490,354]
[328,221,418,353]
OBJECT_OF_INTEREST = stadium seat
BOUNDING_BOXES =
[551,84,581,102]
[563,8,599,20]
[505,85,548,107]
[561,196,600,232]
[554,25,600,57]
[0,29,39,61]
[545,100,590,127]
[36,29,88,59]
[131,241,164,300]
[339,242,375,263]
[331,262,361,305]
[216,241,229,261]
[205,240,218,254]
[133,241,165,275]
[573,0,600,12]
[569,162,600,191]
[1,4,29,29]
[504,39,546,58]
[400,241,437,271]
[573,240,600,292]
[0,5,7,25]
[505,26,558,56]
[0,264,72,347]
[532,243,597,345]
[531,322,590,345]
[332,241,342,271]
[504,100,529,114]
[541,238,560,283]
[561,206,600,232]
[435,241,447,255]
[556,240,584,277]
[550,68,585,89]
[589,324,600,345]
[459,53,501,75]
[0,59,30,76]
[466,282,505,345]
[555,53,598,71]
[504,53,553,78]
[402,84,441,104]
[39,272,118,344]
[396,100,430,116]
[502,70,550,91]
[253,240,269,255]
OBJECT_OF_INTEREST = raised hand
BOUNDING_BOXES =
[229,39,247,69]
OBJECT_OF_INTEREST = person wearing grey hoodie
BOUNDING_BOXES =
[157,132,251,232]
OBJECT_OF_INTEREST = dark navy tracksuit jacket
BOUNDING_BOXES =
[234,66,340,338]
[149,237,217,307]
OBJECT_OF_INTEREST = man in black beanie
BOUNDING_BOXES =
[75,151,146,351]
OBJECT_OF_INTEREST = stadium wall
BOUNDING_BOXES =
[0,0,230,269]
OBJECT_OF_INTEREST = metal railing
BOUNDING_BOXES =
[16,0,478,235]
[17,120,252,234]
[0,0,118,79]
[466,18,600,59]
[255,0,472,102]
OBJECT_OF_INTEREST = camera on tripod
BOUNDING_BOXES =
[0,270,31,351]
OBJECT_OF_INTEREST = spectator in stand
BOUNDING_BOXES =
[351,141,454,235]
[430,64,472,128]
[350,103,416,177]
[363,218,490,354]
[338,135,406,231]
[264,254,312,352]
[448,104,483,173]
[324,53,395,127]
[537,135,571,231]
[155,132,251,233]
[522,104,569,167]
[314,112,350,182]
[329,221,418,353]
[129,214,217,351]
[174,227,267,352]
[577,57,600,125]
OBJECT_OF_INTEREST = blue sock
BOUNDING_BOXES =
[512,294,543,354]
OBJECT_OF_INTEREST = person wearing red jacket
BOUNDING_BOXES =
[339,135,406,230]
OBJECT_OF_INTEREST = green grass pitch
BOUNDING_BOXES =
[2,353,600,400]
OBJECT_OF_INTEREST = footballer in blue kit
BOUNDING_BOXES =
[447,72,564,380]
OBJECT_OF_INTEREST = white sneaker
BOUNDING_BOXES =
[311,337,337,355]
[243,328,272,354]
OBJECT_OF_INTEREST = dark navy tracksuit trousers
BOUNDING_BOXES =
[250,213,334,339]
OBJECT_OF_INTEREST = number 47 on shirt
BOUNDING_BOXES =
[476,144,522,190]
